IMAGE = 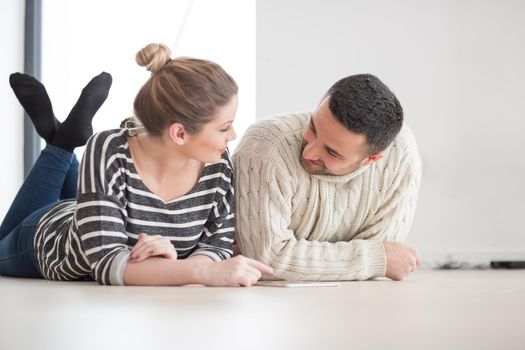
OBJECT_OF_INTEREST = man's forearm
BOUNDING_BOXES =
[243,237,386,281]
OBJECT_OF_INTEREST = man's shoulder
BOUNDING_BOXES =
[380,124,421,177]
[392,125,420,161]
[395,125,417,149]
[234,112,310,159]
[246,112,310,139]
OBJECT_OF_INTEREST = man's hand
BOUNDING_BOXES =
[383,242,421,281]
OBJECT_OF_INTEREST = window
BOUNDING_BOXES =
[42,0,255,157]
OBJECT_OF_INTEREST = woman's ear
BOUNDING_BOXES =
[167,123,187,145]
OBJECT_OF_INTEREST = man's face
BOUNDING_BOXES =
[300,97,383,176]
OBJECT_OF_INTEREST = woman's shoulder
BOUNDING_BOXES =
[82,129,132,176]
[85,128,129,153]
[89,128,128,145]
[202,149,234,180]
[218,149,235,173]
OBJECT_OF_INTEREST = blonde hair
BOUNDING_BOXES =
[133,43,238,135]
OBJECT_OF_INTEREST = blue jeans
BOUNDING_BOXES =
[0,145,78,278]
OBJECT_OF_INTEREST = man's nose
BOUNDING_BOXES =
[303,141,321,161]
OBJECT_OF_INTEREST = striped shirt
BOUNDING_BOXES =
[34,129,235,285]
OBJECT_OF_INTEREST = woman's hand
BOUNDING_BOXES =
[195,255,274,287]
[129,233,177,263]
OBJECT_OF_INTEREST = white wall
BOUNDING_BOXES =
[0,1,24,219]
[257,0,525,262]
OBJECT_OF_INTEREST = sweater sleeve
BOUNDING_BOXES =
[234,152,388,281]
[74,131,130,285]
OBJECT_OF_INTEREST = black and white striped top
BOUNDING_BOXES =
[34,129,235,285]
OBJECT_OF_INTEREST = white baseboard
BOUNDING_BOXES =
[419,249,525,266]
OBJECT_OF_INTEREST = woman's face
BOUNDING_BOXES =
[183,94,238,163]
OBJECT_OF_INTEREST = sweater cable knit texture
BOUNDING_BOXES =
[234,112,421,281]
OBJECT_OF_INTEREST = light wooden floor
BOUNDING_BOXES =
[1,269,524,350]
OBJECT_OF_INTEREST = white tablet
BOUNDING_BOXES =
[255,280,340,288]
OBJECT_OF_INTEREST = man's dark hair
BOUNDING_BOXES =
[326,74,403,155]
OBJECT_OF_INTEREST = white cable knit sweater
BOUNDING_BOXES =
[234,112,421,281]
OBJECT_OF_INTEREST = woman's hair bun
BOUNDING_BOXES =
[136,43,172,74]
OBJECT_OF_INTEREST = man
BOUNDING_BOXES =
[233,74,421,281]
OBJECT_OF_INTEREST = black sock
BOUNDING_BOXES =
[50,72,112,152]
[9,73,60,143]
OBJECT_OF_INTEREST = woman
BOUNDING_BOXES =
[0,43,272,286]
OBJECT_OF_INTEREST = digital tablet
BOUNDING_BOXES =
[255,281,340,288]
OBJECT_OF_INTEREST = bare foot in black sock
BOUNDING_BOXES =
[9,73,60,143]
[51,72,112,152]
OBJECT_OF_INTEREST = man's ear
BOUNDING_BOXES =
[167,122,187,145]
[361,151,384,166]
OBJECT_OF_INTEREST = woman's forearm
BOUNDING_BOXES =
[123,255,213,286]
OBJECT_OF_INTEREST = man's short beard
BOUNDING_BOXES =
[299,139,364,176]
